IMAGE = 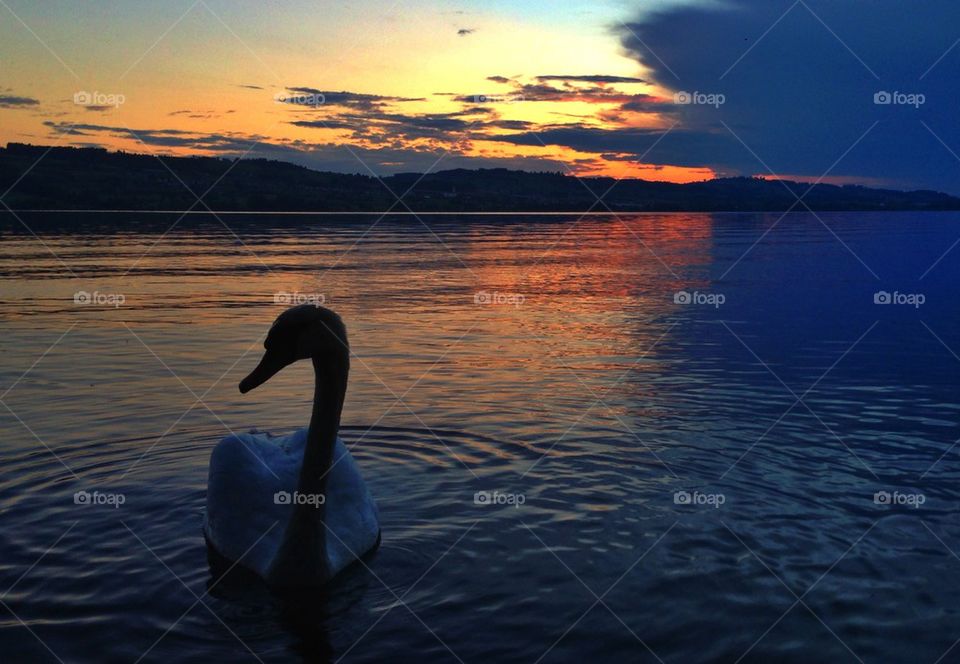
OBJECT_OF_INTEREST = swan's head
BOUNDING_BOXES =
[239,304,348,393]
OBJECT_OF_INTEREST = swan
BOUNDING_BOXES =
[204,304,380,589]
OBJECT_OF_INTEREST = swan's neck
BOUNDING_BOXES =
[268,351,349,588]
[300,353,349,495]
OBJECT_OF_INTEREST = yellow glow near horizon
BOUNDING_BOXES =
[0,0,712,182]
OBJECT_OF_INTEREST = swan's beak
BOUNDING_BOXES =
[239,348,288,393]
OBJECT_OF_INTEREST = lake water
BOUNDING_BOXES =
[1,211,959,663]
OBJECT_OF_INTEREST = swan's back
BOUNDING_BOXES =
[204,429,380,580]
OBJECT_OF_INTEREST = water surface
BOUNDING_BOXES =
[1,211,959,663]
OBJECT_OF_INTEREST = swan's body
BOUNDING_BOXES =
[203,304,380,589]
[204,429,380,581]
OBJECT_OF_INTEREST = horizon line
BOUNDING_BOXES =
[1,209,953,216]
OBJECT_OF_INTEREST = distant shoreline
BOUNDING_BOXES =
[4,143,959,213]
[4,209,960,215]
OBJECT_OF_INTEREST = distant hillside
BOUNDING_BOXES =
[2,143,958,212]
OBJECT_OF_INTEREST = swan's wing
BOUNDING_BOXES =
[204,430,380,581]
[323,437,381,575]
[204,429,306,576]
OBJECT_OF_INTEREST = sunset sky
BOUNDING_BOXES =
[2,0,959,192]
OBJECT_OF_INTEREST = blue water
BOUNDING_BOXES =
[1,211,959,663]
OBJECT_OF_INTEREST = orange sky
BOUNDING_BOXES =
[0,0,717,183]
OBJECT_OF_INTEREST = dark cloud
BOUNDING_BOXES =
[455,77,662,107]
[619,0,960,192]
[281,88,426,110]
[238,84,264,90]
[42,120,567,176]
[41,121,265,151]
[168,109,223,119]
[489,124,736,171]
[0,94,40,108]
[536,75,647,84]
[290,106,526,143]
[290,120,362,131]
[619,94,673,113]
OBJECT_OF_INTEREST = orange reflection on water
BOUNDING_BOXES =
[445,214,718,401]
